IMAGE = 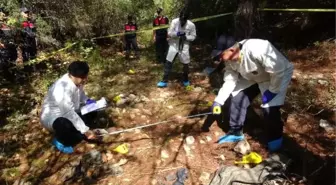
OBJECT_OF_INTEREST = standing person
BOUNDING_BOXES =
[124,15,139,60]
[211,39,293,152]
[0,9,17,81]
[40,61,101,154]
[153,7,169,64]
[157,8,196,88]
[20,7,37,63]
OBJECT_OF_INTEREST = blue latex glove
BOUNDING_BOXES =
[211,102,222,115]
[177,31,186,37]
[86,98,96,105]
[262,90,277,104]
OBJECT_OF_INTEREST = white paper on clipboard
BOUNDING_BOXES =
[81,97,107,115]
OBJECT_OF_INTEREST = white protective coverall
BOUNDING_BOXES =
[166,18,196,64]
[214,39,294,108]
[40,74,90,134]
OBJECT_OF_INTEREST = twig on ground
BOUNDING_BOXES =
[301,105,313,113]
[309,162,327,176]
[312,109,324,116]
[135,145,161,153]
[125,166,184,176]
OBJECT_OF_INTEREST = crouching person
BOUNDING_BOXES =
[40,61,98,154]
[211,39,293,152]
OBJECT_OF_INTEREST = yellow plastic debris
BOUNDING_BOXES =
[128,69,135,74]
[113,144,129,154]
[113,95,121,103]
[199,101,213,107]
[234,152,263,165]
[185,85,193,91]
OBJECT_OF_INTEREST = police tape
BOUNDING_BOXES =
[91,12,234,41]
[18,12,235,67]
[260,8,336,12]
[24,41,79,66]
[17,8,335,67]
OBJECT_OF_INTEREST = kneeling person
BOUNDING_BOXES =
[40,61,98,154]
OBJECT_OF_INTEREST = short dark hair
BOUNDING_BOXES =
[68,61,89,78]
[157,7,163,14]
[179,8,190,20]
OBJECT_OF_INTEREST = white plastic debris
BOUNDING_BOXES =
[185,136,195,145]
[319,119,335,132]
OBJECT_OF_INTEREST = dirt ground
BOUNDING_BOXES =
[0,41,335,185]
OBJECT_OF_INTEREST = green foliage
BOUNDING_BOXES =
[0,0,334,48]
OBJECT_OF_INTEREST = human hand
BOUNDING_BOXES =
[212,101,222,115]
[177,31,186,37]
[84,130,96,140]
[262,90,277,104]
[86,98,96,105]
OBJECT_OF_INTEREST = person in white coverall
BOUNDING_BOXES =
[211,39,293,152]
[157,8,196,87]
[40,61,98,154]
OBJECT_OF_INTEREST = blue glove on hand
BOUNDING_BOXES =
[262,90,277,104]
[86,99,96,105]
[177,32,186,37]
[212,102,222,115]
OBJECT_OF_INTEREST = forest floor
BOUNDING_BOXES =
[0,41,335,185]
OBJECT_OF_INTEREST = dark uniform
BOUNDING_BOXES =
[21,18,37,62]
[153,14,169,64]
[124,16,139,59]
[0,22,17,81]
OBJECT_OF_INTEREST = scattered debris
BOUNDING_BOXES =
[185,136,195,145]
[173,168,188,185]
[235,152,262,165]
[183,144,193,157]
[317,79,329,85]
[185,85,193,91]
[199,172,211,184]
[166,173,177,181]
[319,119,335,132]
[111,158,128,167]
[234,140,251,155]
[128,69,135,74]
[161,150,170,159]
[193,87,203,92]
[113,144,129,154]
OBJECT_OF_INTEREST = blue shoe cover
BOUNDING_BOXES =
[218,134,244,144]
[157,81,168,87]
[268,137,283,152]
[183,81,190,87]
[52,138,74,154]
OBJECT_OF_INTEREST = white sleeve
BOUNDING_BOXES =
[168,20,178,38]
[255,41,287,93]
[79,86,89,104]
[186,23,196,41]
[214,66,239,105]
[53,86,89,134]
